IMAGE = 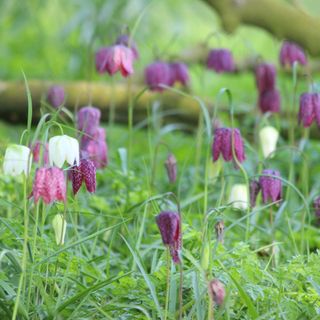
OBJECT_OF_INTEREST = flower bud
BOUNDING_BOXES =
[52,214,67,245]
[3,144,32,176]
[259,126,279,158]
[259,169,282,204]
[215,220,224,244]
[229,184,248,210]
[165,153,177,183]
[207,49,235,73]
[47,85,65,108]
[49,135,79,168]
[77,106,101,136]
[208,279,225,306]
[258,89,281,113]
[156,211,181,264]
[144,61,172,92]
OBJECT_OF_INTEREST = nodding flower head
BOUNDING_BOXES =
[259,126,279,158]
[77,106,101,136]
[144,61,172,92]
[52,214,67,245]
[32,141,49,165]
[255,63,276,93]
[208,279,225,306]
[115,34,139,60]
[95,45,134,77]
[169,62,190,86]
[165,153,177,183]
[279,41,307,67]
[47,85,65,108]
[70,159,96,195]
[32,167,66,204]
[298,92,320,128]
[249,179,261,208]
[229,184,248,210]
[207,49,235,73]
[258,89,281,113]
[212,128,245,165]
[156,211,181,264]
[259,169,282,204]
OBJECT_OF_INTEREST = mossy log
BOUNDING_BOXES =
[201,0,320,56]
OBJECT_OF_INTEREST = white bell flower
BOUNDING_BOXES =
[52,214,67,245]
[3,144,32,176]
[229,184,248,210]
[259,126,279,158]
[49,135,79,168]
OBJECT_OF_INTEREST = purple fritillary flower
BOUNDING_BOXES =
[298,92,320,127]
[169,62,190,86]
[249,179,261,208]
[144,61,172,92]
[47,85,65,108]
[70,159,96,195]
[208,279,225,306]
[156,211,181,264]
[259,169,282,204]
[95,45,134,77]
[258,89,281,113]
[33,167,66,204]
[279,41,307,67]
[115,34,139,60]
[77,106,101,136]
[255,63,276,93]
[32,141,49,165]
[165,153,177,183]
[207,49,235,73]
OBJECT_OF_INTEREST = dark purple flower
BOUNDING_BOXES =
[208,279,225,306]
[70,159,96,195]
[249,180,261,208]
[32,141,49,165]
[207,49,235,73]
[169,62,190,86]
[313,196,320,224]
[32,167,66,204]
[165,153,177,183]
[77,106,101,136]
[258,89,281,113]
[47,85,65,108]
[279,41,307,67]
[156,211,181,264]
[144,61,172,92]
[95,45,134,77]
[298,92,320,127]
[255,63,276,93]
[212,128,245,164]
[115,34,139,60]
[259,169,282,204]
[81,127,108,169]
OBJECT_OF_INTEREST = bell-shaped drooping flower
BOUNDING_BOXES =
[169,62,190,86]
[212,128,245,165]
[3,144,32,176]
[259,169,282,204]
[144,61,172,92]
[208,279,225,306]
[32,167,66,204]
[95,45,134,77]
[255,63,276,93]
[47,85,65,108]
[80,127,108,169]
[77,106,101,136]
[165,153,177,183]
[258,89,281,113]
[249,179,261,208]
[279,41,307,67]
[52,214,67,245]
[259,126,279,158]
[31,141,49,165]
[156,211,181,264]
[298,92,320,127]
[115,34,139,60]
[70,159,96,195]
[49,135,79,168]
[229,184,248,209]
[207,49,235,73]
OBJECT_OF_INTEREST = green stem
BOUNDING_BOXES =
[128,77,133,166]
[164,248,170,320]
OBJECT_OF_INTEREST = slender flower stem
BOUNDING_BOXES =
[164,248,170,320]
[128,77,133,166]
[269,206,275,268]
